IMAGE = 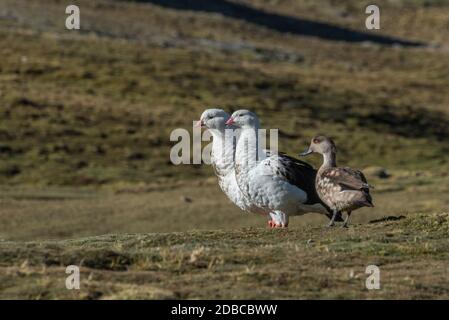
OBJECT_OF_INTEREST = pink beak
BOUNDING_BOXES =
[195,120,204,128]
[225,117,235,126]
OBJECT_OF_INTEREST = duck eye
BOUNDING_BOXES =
[313,138,320,144]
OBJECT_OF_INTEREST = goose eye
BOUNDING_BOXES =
[313,138,320,144]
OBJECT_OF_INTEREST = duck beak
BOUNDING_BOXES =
[225,117,235,126]
[195,120,204,128]
[299,148,313,156]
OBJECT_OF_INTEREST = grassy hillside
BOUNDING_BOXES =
[1,212,449,299]
[0,0,448,186]
[0,0,448,299]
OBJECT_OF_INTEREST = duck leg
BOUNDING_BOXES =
[342,211,352,228]
[328,209,338,227]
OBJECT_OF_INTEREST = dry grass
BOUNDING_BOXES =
[1,212,449,299]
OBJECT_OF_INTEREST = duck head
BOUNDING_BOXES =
[299,135,337,156]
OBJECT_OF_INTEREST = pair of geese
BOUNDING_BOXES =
[198,109,373,228]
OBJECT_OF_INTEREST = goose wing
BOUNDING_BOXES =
[262,152,322,205]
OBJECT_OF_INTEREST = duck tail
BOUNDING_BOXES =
[364,194,374,207]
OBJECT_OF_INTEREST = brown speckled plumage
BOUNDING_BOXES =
[317,166,373,212]
[301,136,374,227]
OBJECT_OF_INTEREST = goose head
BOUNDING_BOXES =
[225,109,259,129]
[197,108,230,131]
[299,135,337,156]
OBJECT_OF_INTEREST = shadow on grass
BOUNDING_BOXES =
[302,102,449,141]
[369,215,406,223]
[134,0,424,47]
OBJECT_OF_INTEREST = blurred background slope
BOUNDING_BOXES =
[0,0,448,240]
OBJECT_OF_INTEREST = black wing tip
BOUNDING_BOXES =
[279,153,315,170]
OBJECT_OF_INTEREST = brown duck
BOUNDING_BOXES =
[299,136,374,227]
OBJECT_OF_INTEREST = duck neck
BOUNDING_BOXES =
[319,152,337,173]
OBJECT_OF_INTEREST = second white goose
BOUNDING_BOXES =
[226,109,337,227]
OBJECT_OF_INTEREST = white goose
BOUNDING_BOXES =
[226,109,337,227]
[198,109,264,214]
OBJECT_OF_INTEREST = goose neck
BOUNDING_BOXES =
[235,127,261,170]
[210,129,234,169]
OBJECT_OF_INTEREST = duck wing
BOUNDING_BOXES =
[323,167,372,191]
